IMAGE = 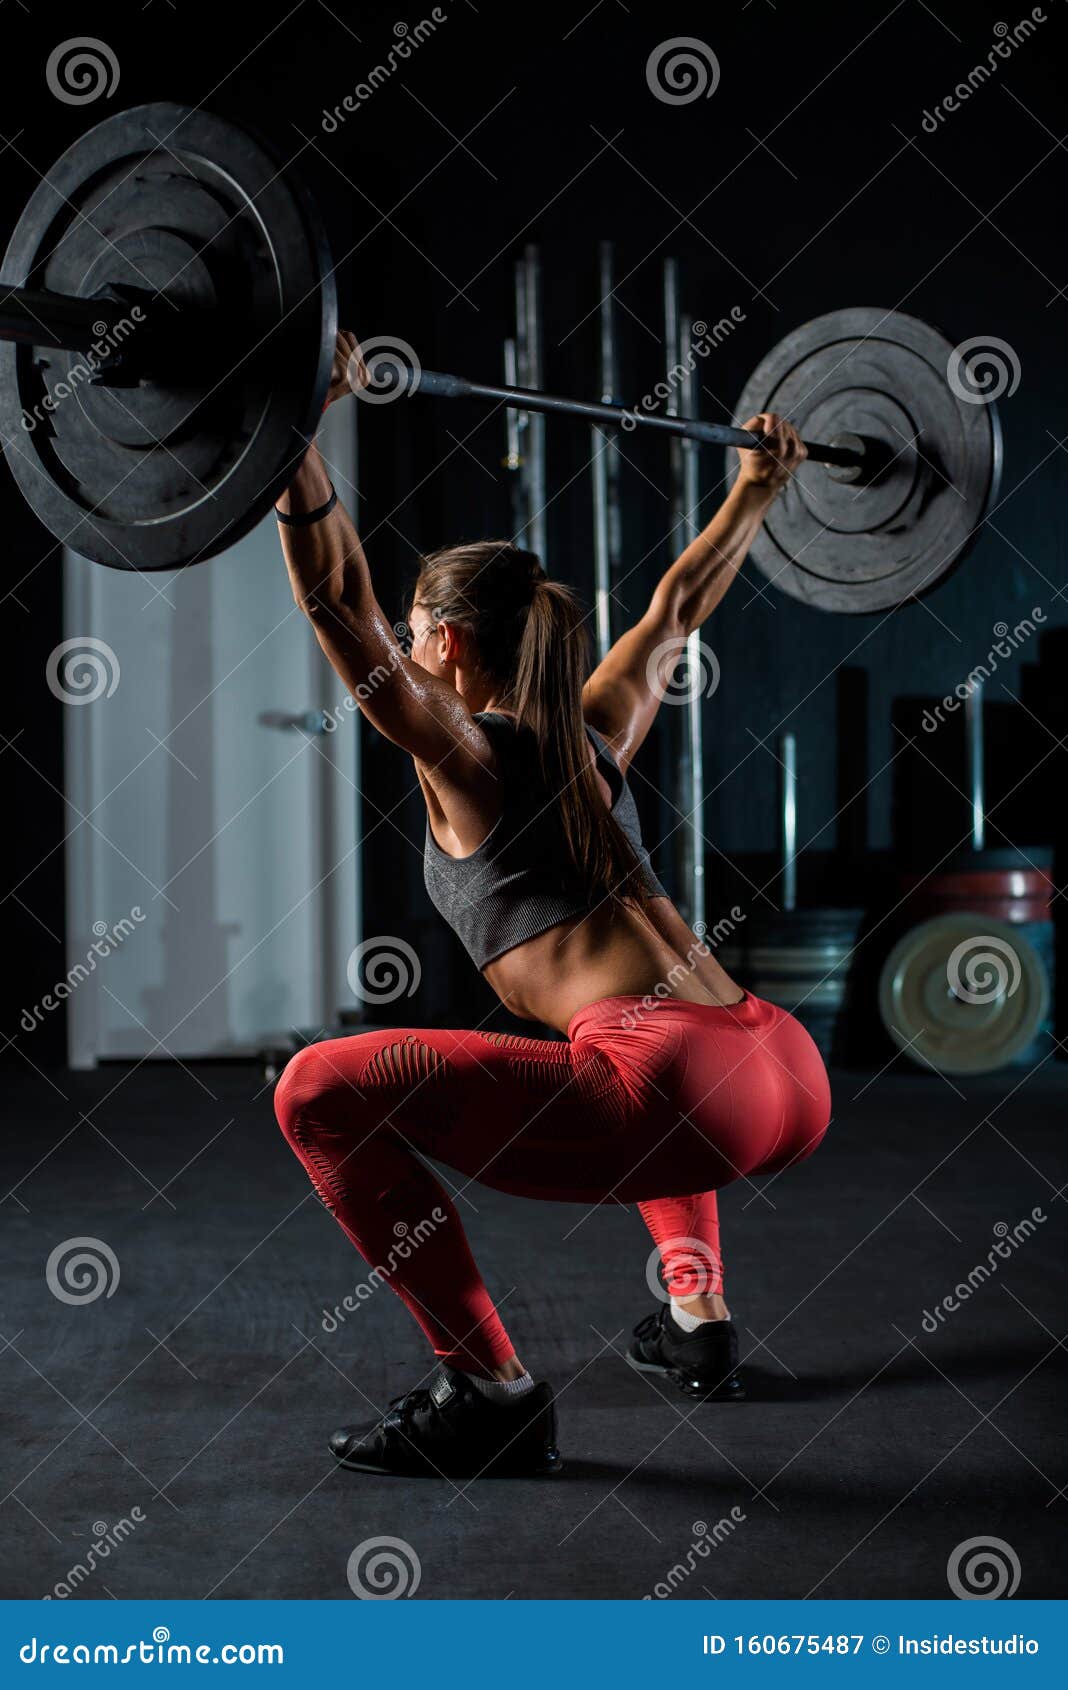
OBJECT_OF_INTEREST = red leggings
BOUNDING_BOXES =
[274,993,830,1373]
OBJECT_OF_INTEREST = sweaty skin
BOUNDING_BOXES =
[276,331,806,1036]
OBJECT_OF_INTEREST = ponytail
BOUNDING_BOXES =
[412,540,651,916]
[512,578,652,915]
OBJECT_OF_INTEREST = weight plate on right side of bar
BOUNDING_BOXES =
[725,308,1002,614]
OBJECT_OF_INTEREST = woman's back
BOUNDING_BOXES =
[422,710,743,1031]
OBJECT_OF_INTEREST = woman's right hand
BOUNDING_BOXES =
[324,330,369,407]
[734,411,807,491]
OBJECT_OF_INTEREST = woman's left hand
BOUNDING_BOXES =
[324,330,369,407]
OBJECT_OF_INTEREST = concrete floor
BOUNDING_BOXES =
[1,1058,1064,1600]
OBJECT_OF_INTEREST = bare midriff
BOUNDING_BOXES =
[482,895,744,1034]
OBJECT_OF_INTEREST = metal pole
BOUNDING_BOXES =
[515,245,547,561]
[502,336,526,543]
[513,260,532,550]
[591,242,619,661]
[965,679,985,852]
[679,309,705,932]
[502,338,521,471]
[664,260,698,928]
[780,732,798,912]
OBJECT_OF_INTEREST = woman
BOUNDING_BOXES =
[274,333,831,1478]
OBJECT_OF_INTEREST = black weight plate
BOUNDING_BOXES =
[0,104,336,569]
[725,308,1001,614]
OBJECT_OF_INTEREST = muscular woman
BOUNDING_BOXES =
[273,333,831,1477]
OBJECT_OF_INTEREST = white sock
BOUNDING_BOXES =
[670,1302,728,1333]
[465,1368,535,1405]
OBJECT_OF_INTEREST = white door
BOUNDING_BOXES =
[61,408,360,1066]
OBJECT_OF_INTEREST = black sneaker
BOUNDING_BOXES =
[329,1364,563,1477]
[627,1306,746,1401]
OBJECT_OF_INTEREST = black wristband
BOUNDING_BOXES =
[275,486,337,526]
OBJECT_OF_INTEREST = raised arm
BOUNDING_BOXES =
[581,413,805,772]
[276,334,491,781]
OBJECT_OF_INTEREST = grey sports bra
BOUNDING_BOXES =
[423,710,666,969]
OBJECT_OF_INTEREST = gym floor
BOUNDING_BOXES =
[3,1056,1063,1601]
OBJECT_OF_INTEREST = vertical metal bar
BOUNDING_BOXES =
[521,244,547,562]
[513,259,530,546]
[502,336,525,540]
[591,241,618,661]
[503,338,521,469]
[780,732,798,913]
[350,399,364,990]
[678,310,705,931]
[965,678,985,851]
[663,259,703,927]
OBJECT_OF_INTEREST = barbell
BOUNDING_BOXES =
[0,102,1002,612]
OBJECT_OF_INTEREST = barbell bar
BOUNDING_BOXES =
[0,101,1001,610]
[381,366,867,470]
[0,281,867,468]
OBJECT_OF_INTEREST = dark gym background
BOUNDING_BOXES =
[1,0,1065,1602]
[4,0,1067,1045]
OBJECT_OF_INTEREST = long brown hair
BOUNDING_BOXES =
[411,541,652,915]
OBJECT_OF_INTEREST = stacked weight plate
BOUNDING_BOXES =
[880,847,1055,1075]
[718,907,866,1063]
